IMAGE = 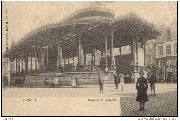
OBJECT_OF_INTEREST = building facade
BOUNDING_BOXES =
[144,39,156,67]
[155,27,177,83]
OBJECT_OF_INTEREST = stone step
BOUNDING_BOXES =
[23,71,114,86]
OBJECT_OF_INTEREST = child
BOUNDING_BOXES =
[136,70,149,111]
[98,71,104,93]
[75,77,79,87]
[119,74,124,91]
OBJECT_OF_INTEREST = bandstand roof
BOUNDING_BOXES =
[4,8,160,60]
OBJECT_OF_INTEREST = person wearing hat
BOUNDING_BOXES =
[136,70,149,111]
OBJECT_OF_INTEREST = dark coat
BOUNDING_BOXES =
[98,73,104,91]
[114,75,120,84]
[147,72,157,83]
[3,75,8,85]
[136,76,148,102]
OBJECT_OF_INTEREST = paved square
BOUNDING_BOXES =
[2,83,177,116]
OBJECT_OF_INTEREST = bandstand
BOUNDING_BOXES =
[3,8,160,86]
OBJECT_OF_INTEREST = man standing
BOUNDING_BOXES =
[147,71,156,96]
[114,72,120,90]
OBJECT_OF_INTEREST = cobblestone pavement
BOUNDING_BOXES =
[120,83,177,116]
[2,83,177,116]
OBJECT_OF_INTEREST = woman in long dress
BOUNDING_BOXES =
[136,70,149,111]
[119,74,124,91]
[71,77,76,87]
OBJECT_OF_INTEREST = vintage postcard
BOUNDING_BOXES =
[1,1,177,117]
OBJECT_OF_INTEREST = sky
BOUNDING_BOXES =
[2,1,177,53]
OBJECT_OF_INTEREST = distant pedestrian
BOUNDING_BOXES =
[136,70,148,111]
[3,73,8,91]
[98,71,104,93]
[113,72,119,89]
[119,74,124,91]
[71,77,76,87]
[75,77,79,87]
[147,72,156,96]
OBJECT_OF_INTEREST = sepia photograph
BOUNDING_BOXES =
[1,1,177,117]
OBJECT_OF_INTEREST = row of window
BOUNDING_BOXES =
[158,43,177,56]
[158,58,177,67]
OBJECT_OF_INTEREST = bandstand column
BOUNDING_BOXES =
[135,39,139,72]
[16,58,18,73]
[24,55,28,73]
[40,47,43,72]
[18,57,20,73]
[64,58,66,65]
[91,49,95,65]
[131,39,137,83]
[15,57,17,73]
[35,48,37,71]
[101,50,103,60]
[78,33,83,70]
[131,40,135,72]
[93,49,96,65]
[73,57,75,66]
[84,51,86,66]
[47,45,49,72]
[119,45,122,72]
[40,46,46,73]
[15,56,17,73]
[144,43,146,66]
[57,40,63,71]
[17,57,20,73]
[119,45,122,56]
[30,48,32,72]
[110,29,115,70]
[104,32,108,68]
[91,50,94,71]
[68,58,70,65]
[17,58,19,73]
[41,43,47,73]
[21,56,24,72]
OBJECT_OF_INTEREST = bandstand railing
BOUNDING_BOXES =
[63,65,101,72]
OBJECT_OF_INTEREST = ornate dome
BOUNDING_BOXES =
[64,7,115,24]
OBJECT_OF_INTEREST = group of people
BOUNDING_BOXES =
[98,68,156,111]
[136,69,156,111]
[113,72,125,91]
[71,77,79,87]
[98,70,125,93]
